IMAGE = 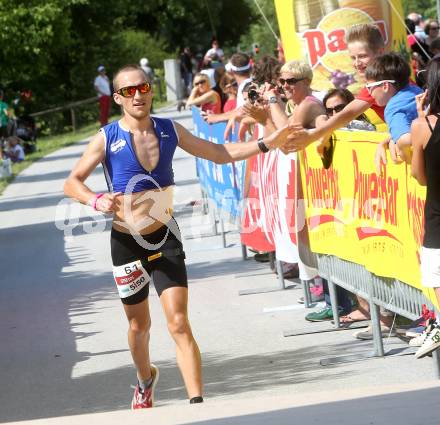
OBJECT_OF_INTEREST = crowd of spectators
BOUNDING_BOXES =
[179,14,440,358]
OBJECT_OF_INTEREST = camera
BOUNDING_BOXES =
[248,88,260,104]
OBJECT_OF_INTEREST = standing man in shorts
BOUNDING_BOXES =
[64,64,292,409]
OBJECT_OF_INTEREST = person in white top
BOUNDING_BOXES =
[204,38,225,63]
[94,65,112,126]
[3,136,25,162]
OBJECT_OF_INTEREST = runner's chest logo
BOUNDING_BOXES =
[110,139,126,153]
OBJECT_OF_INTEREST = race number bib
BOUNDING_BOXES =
[113,260,149,299]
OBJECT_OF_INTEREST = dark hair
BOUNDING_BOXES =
[426,56,440,114]
[322,88,355,107]
[229,53,251,76]
[113,64,148,91]
[364,53,410,91]
[425,19,439,35]
[405,18,416,35]
[252,55,281,85]
[430,37,440,53]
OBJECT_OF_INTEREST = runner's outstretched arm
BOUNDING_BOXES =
[174,121,295,163]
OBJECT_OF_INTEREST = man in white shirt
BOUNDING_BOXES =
[204,39,225,63]
[94,65,112,126]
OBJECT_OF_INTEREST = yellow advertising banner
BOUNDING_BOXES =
[274,0,408,93]
[299,131,438,306]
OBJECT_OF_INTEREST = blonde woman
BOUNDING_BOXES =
[262,60,324,129]
[186,73,221,114]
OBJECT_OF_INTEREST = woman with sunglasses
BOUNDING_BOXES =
[262,60,324,131]
[186,73,221,114]
[424,19,440,50]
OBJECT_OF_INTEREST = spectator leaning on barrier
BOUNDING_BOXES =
[282,23,386,155]
[94,65,112,126]
[186,73,222,114]
[411,55,440,359]
[366,53,423,167]
[282,24,400,337]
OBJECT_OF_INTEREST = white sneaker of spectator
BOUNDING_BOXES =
[415,322,440,359]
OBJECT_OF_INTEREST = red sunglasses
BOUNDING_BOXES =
[116,82,151,97]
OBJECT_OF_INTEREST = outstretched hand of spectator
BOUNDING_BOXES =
[388,140,404,165]
[374,138,390,174]
[415,90,428,118]
[242,101,269,126]
[278,124,308,154]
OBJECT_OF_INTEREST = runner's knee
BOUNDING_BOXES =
[167,313,190,336]
[129,317,151,335]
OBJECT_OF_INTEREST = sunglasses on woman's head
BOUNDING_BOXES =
[279,77,305,86]
[325,104,346,115]
[116,82,151,97]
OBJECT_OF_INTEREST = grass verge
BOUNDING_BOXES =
[0,120,100,196]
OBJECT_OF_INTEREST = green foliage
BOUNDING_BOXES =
[0,0,253,136]
[401,0,437,19]
[239,0,280,58]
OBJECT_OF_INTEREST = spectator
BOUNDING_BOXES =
[204,38,224,63]
[3,136,25,163]
[180,47,193,96]
[186,73,221,114]
[407,12,427,41]
[219,74,237,112]
[424,19,440,50]
[411,55,440,358]
[0,90,9,141]
[204,53,252,128]
[430,37,440,56]
[262,60,325,130]
[366,52,423,164]
[140,58,154,84]
[94,65,111,126]
[283,24,388,152]
[316,88,374,168]
[406,18,431,72]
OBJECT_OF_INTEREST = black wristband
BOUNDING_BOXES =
[257,137,269,153]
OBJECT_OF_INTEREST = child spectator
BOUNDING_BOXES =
[285,24,387,151]
[410,55,440,358]
[3,136,25,163]
[365,52,423,163]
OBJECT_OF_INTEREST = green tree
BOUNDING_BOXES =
[239,0,280,59]
[402,0,437,19]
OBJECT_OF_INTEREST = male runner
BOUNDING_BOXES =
[64,64,292,409]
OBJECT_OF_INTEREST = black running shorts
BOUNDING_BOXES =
[110,218,188,305]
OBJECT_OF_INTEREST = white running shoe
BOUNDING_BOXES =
[415,324,440,359]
